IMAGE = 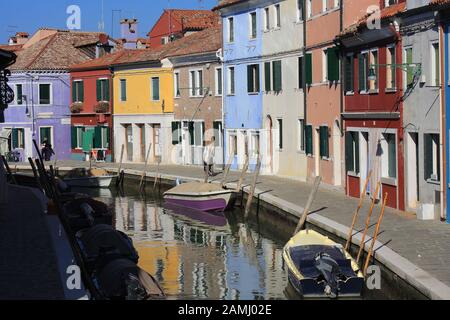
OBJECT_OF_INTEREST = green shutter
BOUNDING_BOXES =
[152,78,160,100]
[172,122,179,145]
[358,54,365,92]
[305,125,313,155]
[319,126,329,158]
[71,127,77,149]
[327,47,340,82]
[299,57,303,89]
[264,62,271,91]
[80,81,84,102]
[354,133,360,174]
[94,126,102,148]
[96,80,101,102]
[72,81,76,103]
[189,122,194,145]
[12,128,18,149]
[305,53,312,85]
[105,79,110,101]
[255,64,260,92]
[106,127,110,148]
[247,65,252,93]
[345,132,354,172]
[273,61,282,92]
[40,127,51,144]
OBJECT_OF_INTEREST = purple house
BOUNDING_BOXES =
[0,29,116,161]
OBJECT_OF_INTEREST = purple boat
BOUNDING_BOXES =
[163,182,236,213]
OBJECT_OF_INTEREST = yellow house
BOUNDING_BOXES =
[112,50,175,164]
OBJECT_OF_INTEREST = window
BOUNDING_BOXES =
[381,133,397,179]
[190,70,204,97]
[274,4,281,28]
[250,131,260,157]
[229,133,238,156]
[228,17,234,43]
[151,77,160,101]
[322,50,328,81]
[247,64,260,93]
[319,126,329,158]
[306,53,312,85]
[171,122,182,145]
[431,42,440,87]
[298,56,304,89]
[213,121,222,147]
[307,0,312,18]
[250,12,257,39]
[161,37,168,45]
[272,60,282,93]
[264,7,270,31]
[305,125,313,155]
[344,54,354,93]
[405,47,414,88]
[424,133,440,181]
[16,84,23,105]
[194,122,204,147]
[297,0,304,21]
[327,47,340,82]
[39,84,51,105]
[93,126,110,149]
[385,0,397,7]
[358,52,369,92]
[11,128,25,149]
[71,126,84,149]
[228,67,235,95]
[298,119,305,151]
[215,68,223,96]
[277,119,283,150]
[369,50,379,91]
[39,127,52,145]
[334,0,340,8]
[322,0,327,12]
[386,46,396,90]
[72,81,84,103]
[96,79,110,102]
[174,72,180,97]
[120,79,126,102]
[264,62,271,91]
[345,131,360,174]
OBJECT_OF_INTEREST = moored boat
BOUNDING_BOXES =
[163,181,236,212]
[283,229,364,299]
[62,168,114,188]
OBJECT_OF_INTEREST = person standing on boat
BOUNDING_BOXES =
[203,137,215,176]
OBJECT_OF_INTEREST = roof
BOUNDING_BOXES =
[68,50,128,71]
[0,44,23,52]
[339,2,406,37]
[161,25,222,59]
[110,48,164,67]
[213,0,246,11]
[10,30,110,71]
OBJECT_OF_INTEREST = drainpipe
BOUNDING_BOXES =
[438,16,446,221]
[339,0,344,189]
[217,48,225,170]
[302,0,307,159]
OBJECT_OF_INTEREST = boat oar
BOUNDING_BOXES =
[356,181,381,265]
[294,176,322,234]
[345,171,372,251]
[363,192,388,276]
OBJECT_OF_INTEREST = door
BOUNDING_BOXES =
[126,125,133,162]
[406,132,419,209]
[82,128,94,153]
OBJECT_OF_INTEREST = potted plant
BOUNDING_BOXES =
[95,101,110,113]
[70,102,83,113]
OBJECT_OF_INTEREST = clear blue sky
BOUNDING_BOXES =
[0,0,219,43]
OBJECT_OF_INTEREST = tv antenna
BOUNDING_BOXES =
[98,0,105,31]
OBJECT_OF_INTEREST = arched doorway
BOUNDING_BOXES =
[265,115,273,174]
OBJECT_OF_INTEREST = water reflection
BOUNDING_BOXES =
[108,192,288,300]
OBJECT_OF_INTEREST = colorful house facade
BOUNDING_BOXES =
[163,26,224,167]
[68,51,126,162]
[112,50,175,164]
[0,29,113,161]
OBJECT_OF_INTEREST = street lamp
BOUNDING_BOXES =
[368,63,422,85]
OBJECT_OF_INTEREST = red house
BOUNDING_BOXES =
[68,51,126,162]
[147,9,218,49]
[337,1,407,210]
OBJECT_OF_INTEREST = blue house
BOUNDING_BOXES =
[215,1,264,171]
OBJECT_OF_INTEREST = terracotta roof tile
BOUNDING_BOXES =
[213,0,246,11]
[69,50,128,71]
[169,9,219,30]
[0,44,23,52]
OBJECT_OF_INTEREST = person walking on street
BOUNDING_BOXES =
[41,140,55,161]
[203,137,216,176]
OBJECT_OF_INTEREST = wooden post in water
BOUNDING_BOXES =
[363,192,388,276]
[153,156,161,191]
[139,143,152,191]
[345,171,372,251]
[356,181,381,265]
[235,154,249,192]
[221,144,234,188]
[244,156,262,219]
[116,144,125,186]
[294,176,322,235]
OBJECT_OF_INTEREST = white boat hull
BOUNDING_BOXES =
[63,175,114,188]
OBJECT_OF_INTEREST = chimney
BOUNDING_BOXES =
[120,18,138,49]
[14,32,29,45]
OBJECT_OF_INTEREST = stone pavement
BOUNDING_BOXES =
[0,184,65,300]
[12,160,450,298]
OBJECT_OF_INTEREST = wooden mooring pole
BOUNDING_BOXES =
[153,156,161,191]
[236,154,249,192]
[363,192,388,276]
[356,181,381,265]
[244,156,262,219]
[294,176,322,235]
[221,145,234,188]
[139,143,152,191]
[345,171,372,251]
[116,144,125,186]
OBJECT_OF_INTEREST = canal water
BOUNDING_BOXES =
[74,183,392,300]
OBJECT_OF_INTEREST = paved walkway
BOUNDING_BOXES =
[12,160,450,299]
[0,184,65,299]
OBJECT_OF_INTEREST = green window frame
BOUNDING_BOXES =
[272,60,282,93]
[16,84,23,105]
[11,128,25,149]
[72,80,84,103]
[247,64,260,93]
[152,77,160,101]
[264,62,271,92]
[327,47,340,82]
[39,84,51,105]
[93,126,110,149]
[39,127,52,145]
[298,57,304,89]
[319,126,329,158]
[305,53,312,85]
[96,79,110,102]
[305,125,313,156]
[120,79,127,102]
[345,131,360,174]
[344,54,354,93]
